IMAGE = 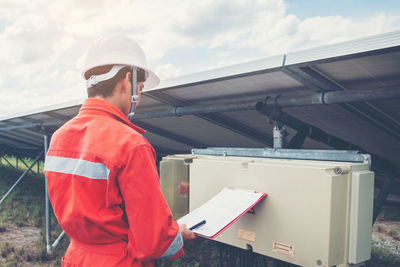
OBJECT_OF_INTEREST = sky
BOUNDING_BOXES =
[0,0,399,117]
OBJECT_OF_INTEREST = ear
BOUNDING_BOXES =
[120,71,132,93]
[125,71,132,81]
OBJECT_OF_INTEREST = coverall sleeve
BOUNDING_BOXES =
[118,144,184,261]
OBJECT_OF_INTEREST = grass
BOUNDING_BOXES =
[0,156,42,175]
[370,245,400,266]
[0,158,69,266]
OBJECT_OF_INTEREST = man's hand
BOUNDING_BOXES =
[179,224,196,241]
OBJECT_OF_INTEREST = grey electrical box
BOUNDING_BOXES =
[160,154,374,267]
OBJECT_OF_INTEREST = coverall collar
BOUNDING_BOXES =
[80,98,146,134]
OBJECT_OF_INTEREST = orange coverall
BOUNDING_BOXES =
[44,98,183,266]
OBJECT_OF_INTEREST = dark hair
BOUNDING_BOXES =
[85,65,132,98]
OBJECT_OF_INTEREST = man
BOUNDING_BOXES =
[44,34,195,266]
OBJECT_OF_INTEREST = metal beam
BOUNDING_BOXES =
[15,131,44,143]
[0,152,43,204]
[152,145,187,157]
[17,156,37,175]
[283,66,400,140]
[0,87,398,134]
[0,119,48,137]
[4,131,42,147]
[142,91,273,146]
[0,133,41,148]
[0,145,43,160]
[288,126,308,149]
[0,121,66,132]
[134,121,207,148]
[1,155,16,170]
[193,147,367,163]
[44,111,71,120]
[196,113,273,146]
[51,231,66,250]
[256,105,399,175]
[281,67,325,92]
[306,65,400,136]
[384,199,400,207]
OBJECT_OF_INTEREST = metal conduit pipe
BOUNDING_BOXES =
[136,87,400,120]
[0,87,399,132]
[257,87,400,109]
[135,102,257,120]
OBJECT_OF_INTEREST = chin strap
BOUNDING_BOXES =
[86,65,125,88]
[128,67,139,122]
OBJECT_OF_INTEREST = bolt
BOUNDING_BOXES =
[334,166,342,175]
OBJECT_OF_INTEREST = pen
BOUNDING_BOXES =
[189,220,206,230]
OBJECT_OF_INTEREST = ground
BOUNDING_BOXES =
[370,211,400,265]
[0,224,40,251]
[1,210,399,266]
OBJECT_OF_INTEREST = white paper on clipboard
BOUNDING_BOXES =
[177,187,267,238]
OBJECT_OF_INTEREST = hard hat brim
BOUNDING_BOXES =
[142,68,160,90]
[82,63,160,90]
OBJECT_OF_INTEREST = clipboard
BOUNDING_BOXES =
[177,187,267,239]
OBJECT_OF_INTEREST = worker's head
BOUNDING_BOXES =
[81,34,159,120]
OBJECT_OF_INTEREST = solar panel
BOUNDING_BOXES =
[0,30,399,169]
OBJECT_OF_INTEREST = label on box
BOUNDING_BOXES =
[237,228,256,242]
[272,241,295,257]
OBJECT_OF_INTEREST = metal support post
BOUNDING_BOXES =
[288,126,309,149]
[2,156,16,170]
[373,175,394,223]
[16,157,18,169]
[42,133,66,253]
[18,156,36,175]
[0,148,6,166]
[37,160,40,175]
[0,152,43,205]
[44,134,52,253]
[273,125,286,149]
[51,231,66,250]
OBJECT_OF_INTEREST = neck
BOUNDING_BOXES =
[93,94,129,115]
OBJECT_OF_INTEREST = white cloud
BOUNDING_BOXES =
[0,0,399,116]
[155,63,183,80]
[297,12,400,46]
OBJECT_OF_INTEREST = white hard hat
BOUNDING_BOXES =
[82,34,160,89]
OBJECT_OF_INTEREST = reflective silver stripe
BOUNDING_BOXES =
[159,231,183,259]
[44,156,110,180]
